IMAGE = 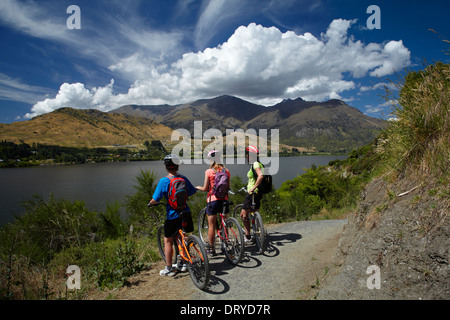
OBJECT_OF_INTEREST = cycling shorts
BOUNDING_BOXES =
[242,192,263,211]
[206,200,229,216]
[164,217,182,238]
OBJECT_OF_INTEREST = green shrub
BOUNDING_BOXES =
[98,201,127,240]
[94,238,148,289]
[0,195,100,263]
[125,169,161,234]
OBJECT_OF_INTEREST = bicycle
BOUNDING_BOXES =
[198,199,244,265]
[151,203,210,290]
[230,187,267,254]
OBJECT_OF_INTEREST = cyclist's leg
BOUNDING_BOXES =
[241,194,253,238]
[206,201,218,254]
[161,218,181,276]
[254,192,263,211]
[164,236,175,268]
[240,207,251,237]
[207,214,216,248]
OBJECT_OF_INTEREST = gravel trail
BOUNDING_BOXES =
[92,219,347,300]
[186,219,347,300]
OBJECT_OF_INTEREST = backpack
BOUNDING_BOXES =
[212,168,230,199]
[251,162,272,194]
[167,175,188,211]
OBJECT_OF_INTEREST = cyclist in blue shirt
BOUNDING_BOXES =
[148,154,196,276]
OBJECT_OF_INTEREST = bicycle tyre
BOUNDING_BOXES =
[222,217,245,265]
[232,204,245,230]
[186,235,210,290]
[157,225,178,265]
[253,211,266,254]
[197,208,209,245]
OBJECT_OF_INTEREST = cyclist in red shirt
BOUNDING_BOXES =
[196,150,231,255]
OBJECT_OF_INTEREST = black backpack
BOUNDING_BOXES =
[251,162,272,194]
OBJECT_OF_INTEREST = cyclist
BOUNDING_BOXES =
[240,145,264,244]
[196,150,231,255]
[148,154,197,276]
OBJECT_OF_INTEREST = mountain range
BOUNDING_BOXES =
[0,95,386,152]
[112,95,386,152]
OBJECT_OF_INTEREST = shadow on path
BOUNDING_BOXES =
[201,228,303,294]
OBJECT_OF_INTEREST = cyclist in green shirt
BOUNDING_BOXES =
[240,145,264,244]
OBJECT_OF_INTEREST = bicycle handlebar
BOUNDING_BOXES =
[147,201,164,208]
[228,187,249,195]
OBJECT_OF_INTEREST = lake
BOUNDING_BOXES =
[0,155,346,225]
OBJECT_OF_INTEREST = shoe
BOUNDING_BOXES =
[244,236,254,245]
[159,266,176,276]
[173,263,187,272]
[206,245,217,256]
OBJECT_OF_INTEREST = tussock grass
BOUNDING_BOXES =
[383,62,449,182]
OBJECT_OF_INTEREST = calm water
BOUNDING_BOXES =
[0,156,346,225]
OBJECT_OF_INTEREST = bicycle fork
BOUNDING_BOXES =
[177,230,205,264]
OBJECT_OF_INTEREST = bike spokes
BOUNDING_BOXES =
[222,217,244,265]
[186,235,210,290]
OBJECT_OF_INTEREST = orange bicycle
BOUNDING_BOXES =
[152,205,210,290]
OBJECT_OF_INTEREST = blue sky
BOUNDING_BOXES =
[0,0,448,123]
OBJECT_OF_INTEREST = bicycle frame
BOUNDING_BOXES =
[152,202,210,290]
[175,229,205,264]
[149,203,204,266]
[230,187,258,217]
[216,205,232,242]
[230,187,266,254]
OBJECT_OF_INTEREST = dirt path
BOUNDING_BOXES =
[91,219,347,300]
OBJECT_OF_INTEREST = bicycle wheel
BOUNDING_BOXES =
[222,217,244,265]
[185,235,210,290]
[197,208,209,245]
[157,225,178,265]
[232,204,245,230]
[252,211,266,254]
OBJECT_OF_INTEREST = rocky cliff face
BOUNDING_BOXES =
[318,176,449,299]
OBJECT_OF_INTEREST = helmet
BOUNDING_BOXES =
[246,146,259,154]
[207,149,221,159]
[163,154,180,169]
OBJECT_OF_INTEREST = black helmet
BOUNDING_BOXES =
[163,154,180,170]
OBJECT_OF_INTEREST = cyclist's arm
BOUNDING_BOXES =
[185,176,197,196]
[196,170,210,192]
[249,166,263,194]
[149,177,166,206]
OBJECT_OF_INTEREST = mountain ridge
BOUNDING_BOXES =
[111,95,386,152]
[0,95,386,152]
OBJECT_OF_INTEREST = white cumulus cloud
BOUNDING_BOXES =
[26,19,411,118]
[25,81,115,119]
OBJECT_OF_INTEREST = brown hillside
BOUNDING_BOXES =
[0,108,174,148]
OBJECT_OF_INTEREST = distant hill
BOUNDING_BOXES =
[112,95,386,153]
[0,108,173,148]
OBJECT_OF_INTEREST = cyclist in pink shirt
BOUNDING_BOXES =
[196,150,231,255]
